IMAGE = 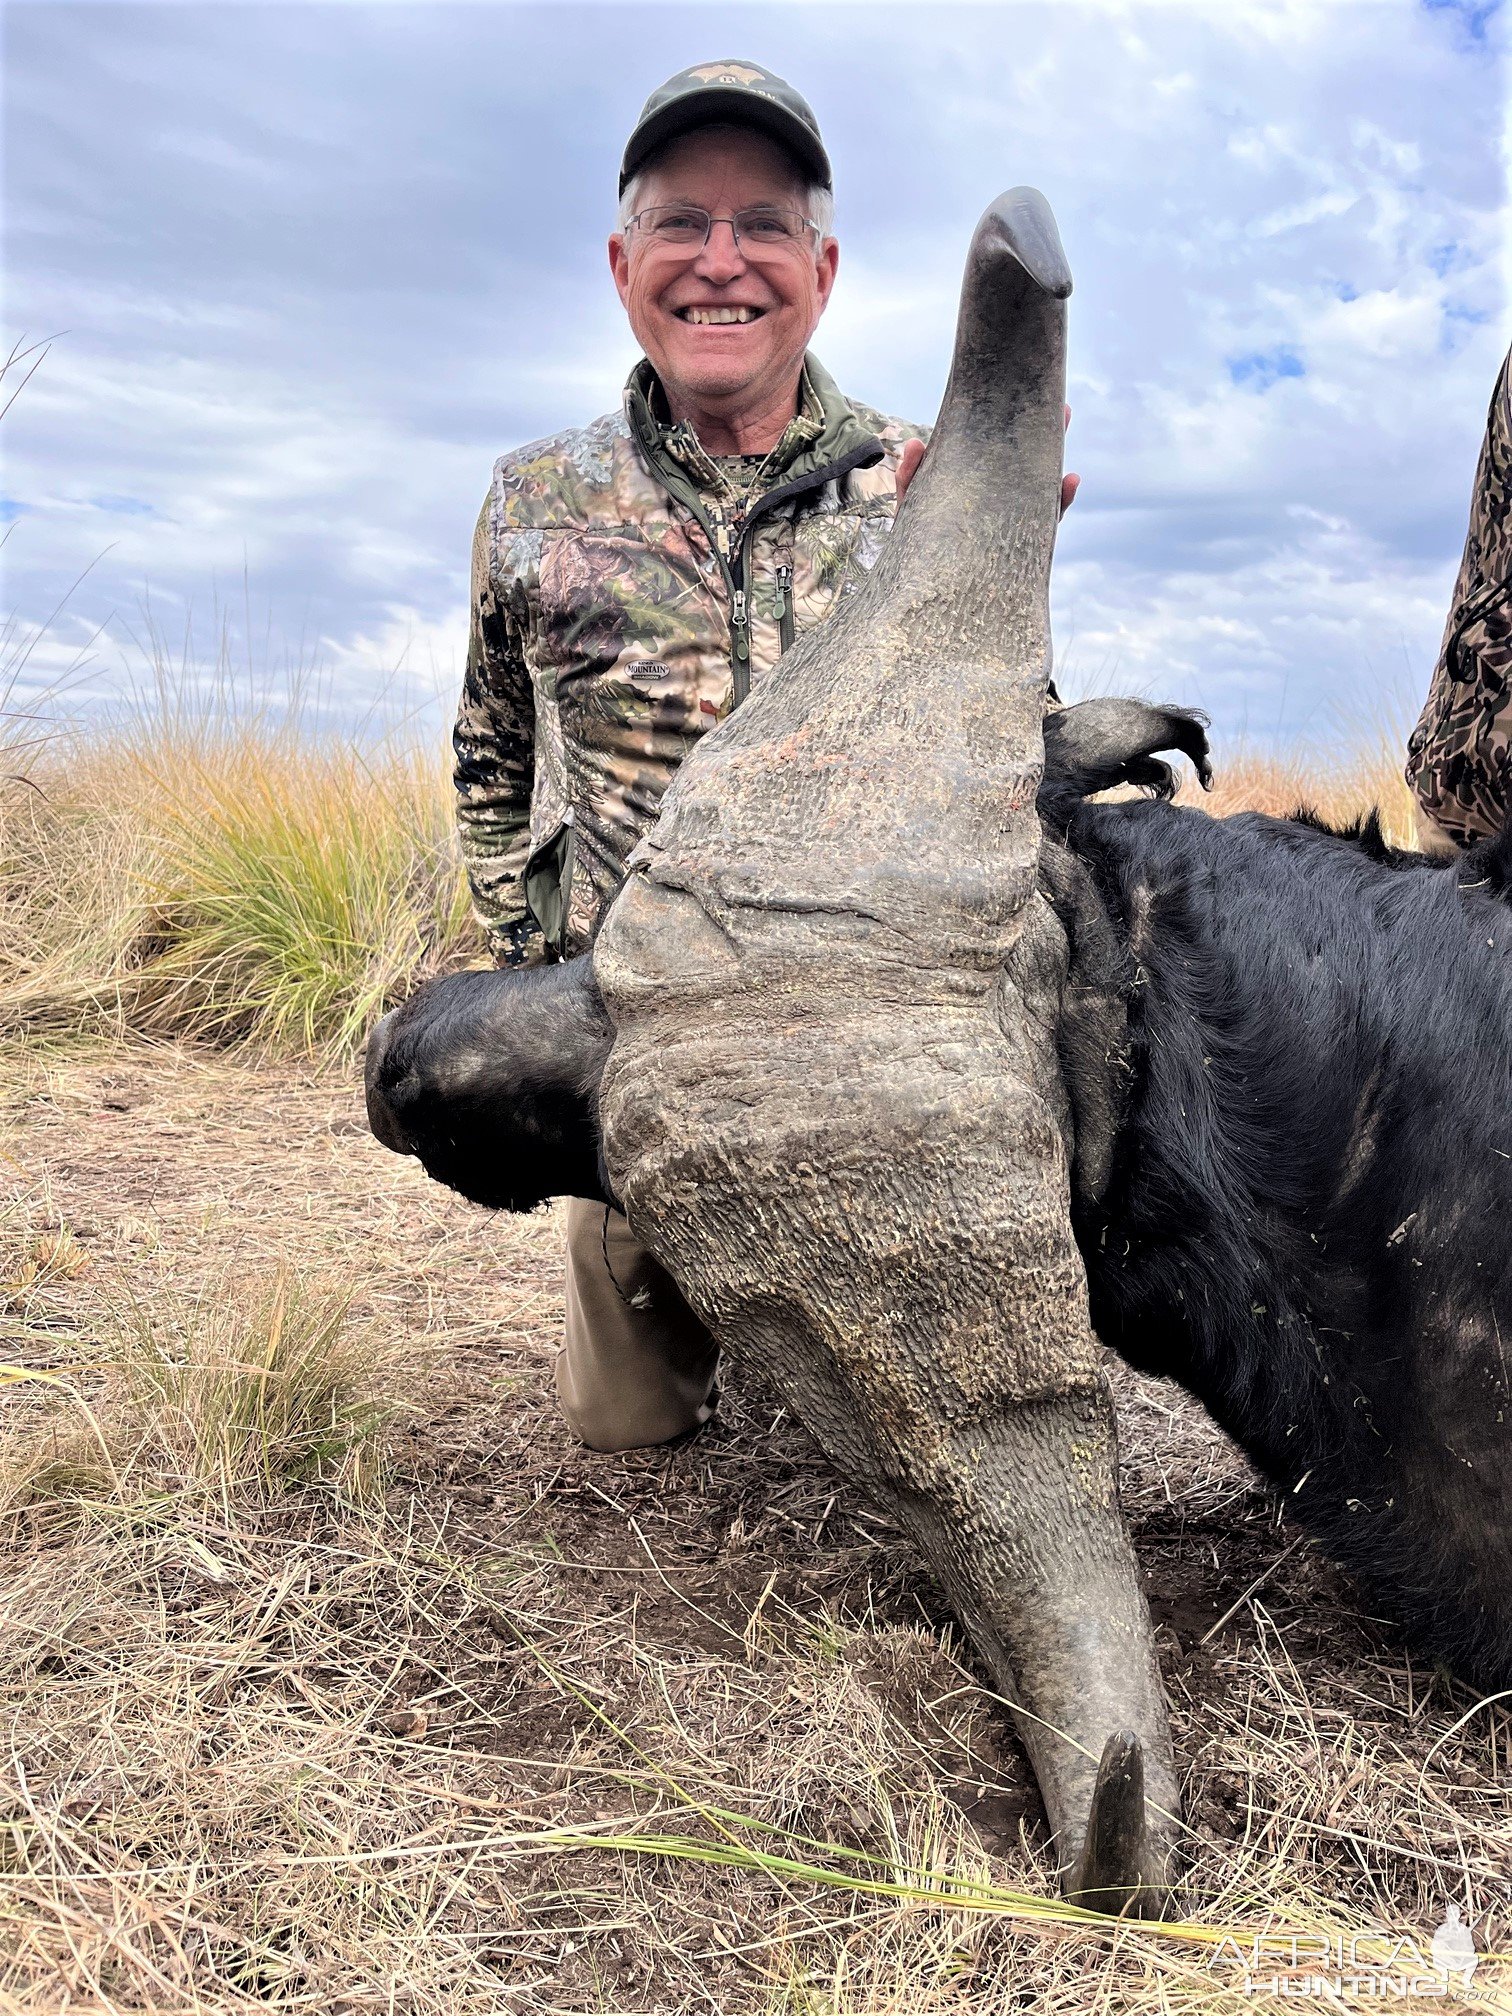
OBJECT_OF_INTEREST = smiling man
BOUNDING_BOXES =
[450,61,1061,1452]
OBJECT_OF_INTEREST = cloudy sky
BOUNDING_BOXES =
[4,0,1508,746]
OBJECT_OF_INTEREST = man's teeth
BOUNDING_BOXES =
[683,306,758,325]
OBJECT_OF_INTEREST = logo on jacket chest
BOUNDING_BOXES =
[624,660,725,723]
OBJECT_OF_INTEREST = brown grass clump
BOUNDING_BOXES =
[1,1169,404,1518]
[0,708,480,1060]
[2,1275,397,1521]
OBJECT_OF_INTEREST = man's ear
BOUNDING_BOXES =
[608,233,631,309]
[814,237,839,314]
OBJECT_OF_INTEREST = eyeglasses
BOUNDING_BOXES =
[625,204,821,256]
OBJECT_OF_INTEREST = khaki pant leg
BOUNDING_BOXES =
[557,1199,720,1452]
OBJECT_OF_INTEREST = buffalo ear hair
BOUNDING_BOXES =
[1458,820,1512,903]
[1285,804,1388,857]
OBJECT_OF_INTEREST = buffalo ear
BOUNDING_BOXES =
[365,960,615,1213]
[1039,699,1212,828]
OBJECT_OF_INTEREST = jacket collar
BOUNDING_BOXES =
[623,354,882,501]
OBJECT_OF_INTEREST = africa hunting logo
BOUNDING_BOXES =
[688,63,767,86]
[1207,1907,1481,1999]
[1429,1906,1478,1984]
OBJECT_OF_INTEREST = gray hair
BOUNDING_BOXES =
[617,127,835,238]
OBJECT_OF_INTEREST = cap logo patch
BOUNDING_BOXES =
[688,62,766,85]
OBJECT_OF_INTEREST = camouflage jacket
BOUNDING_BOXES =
[454,355,928,963]
[1407,345,1512,849]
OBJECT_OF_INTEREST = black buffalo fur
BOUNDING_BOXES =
[367,699,1512,1690]
[1047,721,1512,1693]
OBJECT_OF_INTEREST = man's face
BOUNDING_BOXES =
[609,127,839,415]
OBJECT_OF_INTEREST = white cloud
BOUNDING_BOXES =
[1055,536,1445,738]
[319,606,465,701]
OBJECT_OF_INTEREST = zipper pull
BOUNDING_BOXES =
[775,563,796,655]
[731,588,750,659]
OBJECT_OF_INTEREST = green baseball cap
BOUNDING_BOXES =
[619,59,833,196]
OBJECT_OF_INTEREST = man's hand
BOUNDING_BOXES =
[895,405,1079,516]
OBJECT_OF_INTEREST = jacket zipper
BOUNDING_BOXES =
[729,504,798,701]
[775,563,795,655]
[628,412,884,705]
[711,512,755,694]
[731,588,750,683]
[724,447,881,699]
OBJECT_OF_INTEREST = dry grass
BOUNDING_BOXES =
[1,1256,398,1517]
[4,700,1507,2010]
[0,708,480,1060]
[1175,722,1420,844]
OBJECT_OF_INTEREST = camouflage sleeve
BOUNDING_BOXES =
[1406,347,1512,849]
[453,495,543,967]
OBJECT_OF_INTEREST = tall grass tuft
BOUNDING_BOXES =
[2,1262,402,1517]
[110,1267,395,1499]
[1,700,482,1057]
[134,733,476,1055]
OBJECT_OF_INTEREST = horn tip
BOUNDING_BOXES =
[979,185,1073,299]
[1065,1728,1173,1918]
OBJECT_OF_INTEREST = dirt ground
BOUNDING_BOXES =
[3,1040,1509,2014]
